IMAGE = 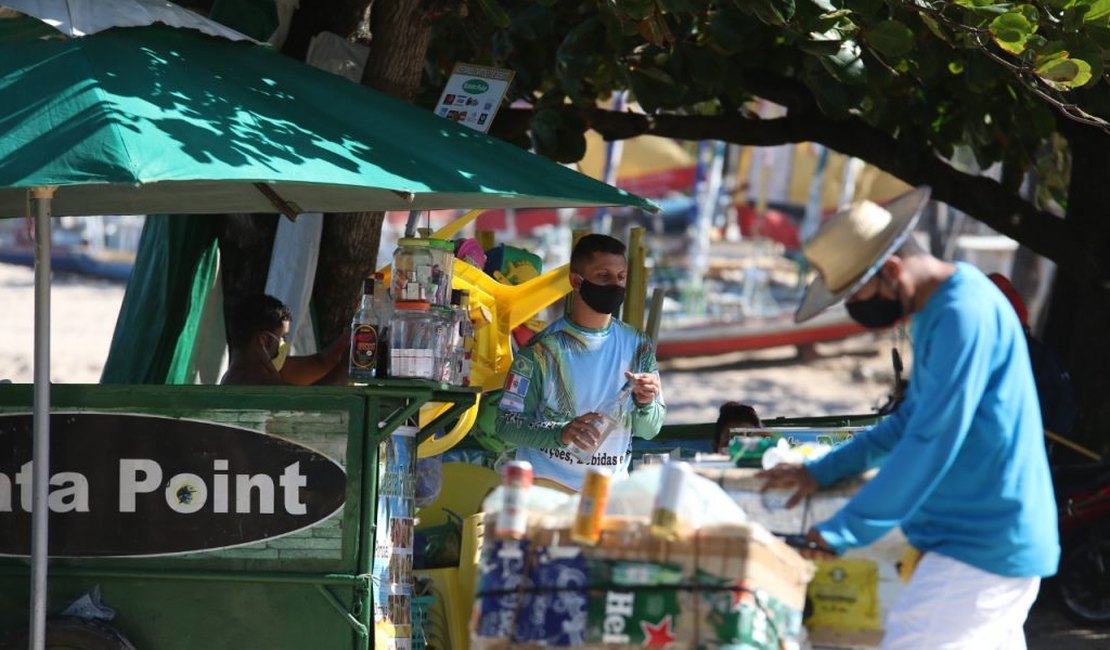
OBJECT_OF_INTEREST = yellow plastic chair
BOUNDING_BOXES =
[415,463,496,650]
[414,514,486,650]
[415,462,500,530]
[457,513,486,621]
[414,567,466,650]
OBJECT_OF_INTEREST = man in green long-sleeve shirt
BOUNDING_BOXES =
[495,234,665,491]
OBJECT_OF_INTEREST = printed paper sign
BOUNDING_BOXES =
[434,63,514,133]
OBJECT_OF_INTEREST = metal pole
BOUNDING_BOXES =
[29,186,55,650]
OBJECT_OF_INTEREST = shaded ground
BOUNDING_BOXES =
[1027,596,1110,649]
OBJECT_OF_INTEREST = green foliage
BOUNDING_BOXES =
[867,20,915,59]
[990,11,1035,55]
[470,0,511,29]
[531,107,588,163]
[422,0,1110,195]
[1036,56,1094,88]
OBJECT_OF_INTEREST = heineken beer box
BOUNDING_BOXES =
[471,518,813,648]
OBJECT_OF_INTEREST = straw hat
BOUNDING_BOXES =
[795,186,931,323]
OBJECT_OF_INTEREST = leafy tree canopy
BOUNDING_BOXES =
[424,0,1110,278]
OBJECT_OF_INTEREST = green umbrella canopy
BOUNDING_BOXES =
[0,21,655,217]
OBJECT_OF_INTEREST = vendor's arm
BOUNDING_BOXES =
[628,370,665,440]
[279,329,350,385]
[494,348,566,449]
[805,399,913,487]
[814,308,992,554]
[628,344,666,440]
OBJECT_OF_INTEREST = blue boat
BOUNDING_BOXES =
[0,215,141,281]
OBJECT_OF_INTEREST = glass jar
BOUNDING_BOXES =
[390,302,453,380]
[424,239,456,307]
[392,238,435,304]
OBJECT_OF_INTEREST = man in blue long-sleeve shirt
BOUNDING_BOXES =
[761,187,1058,649]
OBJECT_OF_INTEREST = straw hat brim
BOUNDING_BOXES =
[795,187,931,323]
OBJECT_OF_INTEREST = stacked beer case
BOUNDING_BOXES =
[471,517,813,649]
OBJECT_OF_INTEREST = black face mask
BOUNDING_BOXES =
[846,295,904,329]
[578,279,626,315]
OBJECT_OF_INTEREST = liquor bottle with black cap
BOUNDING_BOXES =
[349,278,382,383]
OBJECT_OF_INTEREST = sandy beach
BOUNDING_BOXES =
[0,263,125,384]
[0,261,1104,647]
[0,261,898,419]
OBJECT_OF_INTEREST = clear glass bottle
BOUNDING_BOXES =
[372,272,392,378]
[456,289,475,386]
[568,380,633,463]
[447,290,464,384]
[348,278,381,384]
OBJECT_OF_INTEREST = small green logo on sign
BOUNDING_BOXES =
[462,78,489,94]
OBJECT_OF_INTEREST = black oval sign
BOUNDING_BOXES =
[0,412,347,557]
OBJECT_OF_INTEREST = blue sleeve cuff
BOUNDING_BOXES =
[814,518,857,555]
[805,456,841,489]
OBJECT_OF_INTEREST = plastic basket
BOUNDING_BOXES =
[412,595,435,650]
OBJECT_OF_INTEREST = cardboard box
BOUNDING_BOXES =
[471,517,814,649]
[694,467,910,649]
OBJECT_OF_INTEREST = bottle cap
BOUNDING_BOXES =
[426,238,456,251]
[394,300,432,311]
[502,460,534,487]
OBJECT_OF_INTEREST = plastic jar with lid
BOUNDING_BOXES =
[424,239,456,307]
[390,302,454,380]
[392,238,435,304]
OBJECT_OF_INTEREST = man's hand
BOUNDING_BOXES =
[560,413,601,450]
[756,462,819,509]
[624,371,660,405]
[797,528,837,560]
[321,327,352,367]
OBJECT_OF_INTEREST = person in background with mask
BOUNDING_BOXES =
[495,234,665,491]
[221,294,348,386]
[759,187,1058,649]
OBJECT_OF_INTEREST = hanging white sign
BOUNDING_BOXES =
[434,63,514,133]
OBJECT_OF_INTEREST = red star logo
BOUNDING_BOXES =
[640,614,677,647]
[729,580,755,611]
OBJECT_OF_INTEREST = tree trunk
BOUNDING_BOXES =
[312,212,384,342]
[216,214,279,336]
[1009,246,1046,326]
[1044,127,1110,455]
[359,0,436,101]
[217,0,446,346]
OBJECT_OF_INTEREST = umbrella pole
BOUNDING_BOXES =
[29,186,55,650]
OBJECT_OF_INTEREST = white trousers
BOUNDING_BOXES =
[881,552,1040,650]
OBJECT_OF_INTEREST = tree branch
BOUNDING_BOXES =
[493,103,1098,279]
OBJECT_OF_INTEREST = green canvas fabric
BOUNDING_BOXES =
[0,24,655,218]
[165,236,221,384]
[100,216,219,384]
